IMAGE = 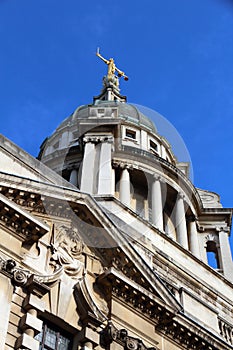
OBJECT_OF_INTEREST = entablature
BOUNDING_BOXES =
[0,192,49,243]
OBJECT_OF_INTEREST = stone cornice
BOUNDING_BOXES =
[97,267,178,316]
[97,268,232,349]
[0,192,49,243]
[158,312,233,350]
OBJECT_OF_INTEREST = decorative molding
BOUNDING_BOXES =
[198,190,222,209]
[216,227,230,233]
[112,160,134,170]
[0,185,95,224]
[0,255,61,288]
[83,135,114,144]
[152,174,163,182]
[156,319,222,350]
[74,272,109,326]
[218,318,233,346]
[0,192,49,243]
[205,233,219,244]
[101,321,159,350]
[0,257,30,286]
[177,192,186,201]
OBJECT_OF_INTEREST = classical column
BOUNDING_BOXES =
[175,193,189,249]
[188,215,200,258]
[119,167,131,206]
[69,169,78,187]
[80,140,95,193]
[111,168,115,195]
[151,175,164,231]
[218,228,233,282]
[98,137,113,195]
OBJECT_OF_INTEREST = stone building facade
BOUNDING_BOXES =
[0,69,233,350]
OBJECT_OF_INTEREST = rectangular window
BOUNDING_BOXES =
[53,141,59,150]
[149,140,158,153]
[35,323,72,350]
[125,129,136,140]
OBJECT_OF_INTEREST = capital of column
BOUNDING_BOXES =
[205,233,219,245]
[152,174,163,182]
[83,135,114,144]
[116,161,133,170]
[216,226,230,233]
[177,192,186,201]
[186,214,197,223]
[100,135,114,143]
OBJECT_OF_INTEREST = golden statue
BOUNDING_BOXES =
[96,48,129,82]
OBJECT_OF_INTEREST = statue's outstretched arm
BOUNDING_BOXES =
[96,48,109,64]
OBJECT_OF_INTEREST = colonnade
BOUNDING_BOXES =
[69,141,233,278]
[117,166,233,279]
[117,167,201,258]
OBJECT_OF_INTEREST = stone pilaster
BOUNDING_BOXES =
[175,193,188,249]
[76,326,99,350]
[0,269,13,350]
[218,227,233,282]
[111,168,116,195]
[80,140,96,193]
[119,167,131,206]
[151,174,164,231]
[16,275,49,350]
[97,136,113,195]
[188,215,200,258]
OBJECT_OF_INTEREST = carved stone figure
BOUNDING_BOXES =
[50,224,84,277]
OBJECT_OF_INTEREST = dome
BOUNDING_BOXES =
[56,100,157,135]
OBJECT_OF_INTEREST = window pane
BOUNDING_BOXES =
[35,332,42,342]
[126,129,136,139]
[45,328,57,349]
[35,322,71,350]
[58,335,70,350]
[150,140,158,153]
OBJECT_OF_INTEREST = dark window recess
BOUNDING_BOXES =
[35,323,72,350]
[72,131,79,139]
[206,240,221,270]
[126,129,136,139]
[53,141,59,150]
[149,140,158,153]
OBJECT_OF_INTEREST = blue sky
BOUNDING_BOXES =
[0,1,233,248]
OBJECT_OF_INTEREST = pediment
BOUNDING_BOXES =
[96,242,182,318]
[88,203,183,315]
[0,134,74,187]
